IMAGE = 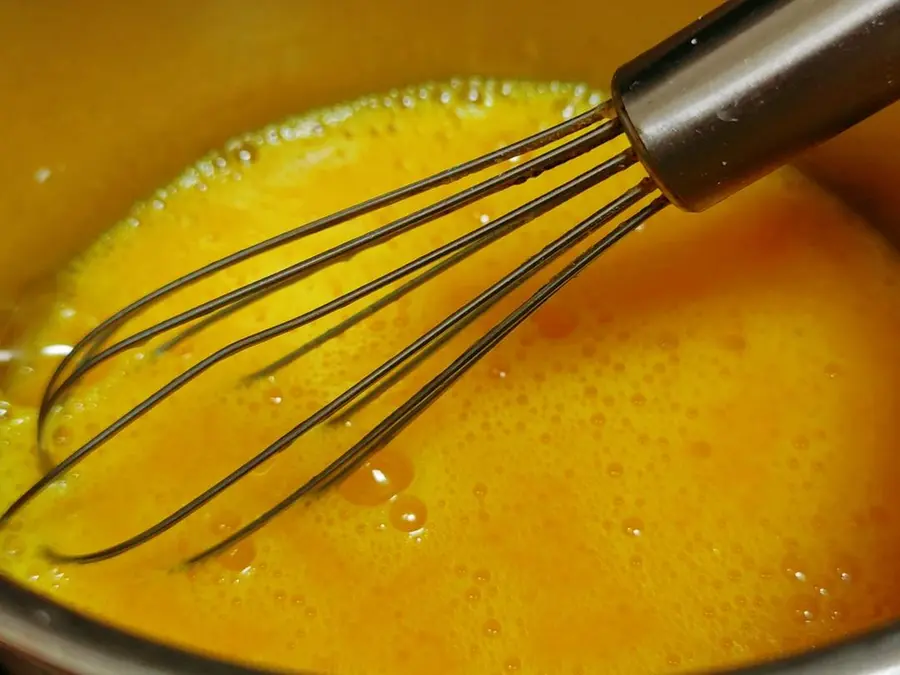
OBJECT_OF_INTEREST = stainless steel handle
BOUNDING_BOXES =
[611,0,900,212]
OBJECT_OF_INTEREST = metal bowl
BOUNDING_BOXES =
[1,0,899,673]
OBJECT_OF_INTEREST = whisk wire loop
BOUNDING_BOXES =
[34,116,623,484]
[37,107,616,429]
[44,178,664,565]
[0,125,631,531]
[0,99,673,566]
[184,191,669,566]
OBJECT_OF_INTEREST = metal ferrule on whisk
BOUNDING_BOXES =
[612,0,900,212]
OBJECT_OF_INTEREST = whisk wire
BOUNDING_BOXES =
[0,98,676,567]
[242,247,472,383]
[37,107,615,429]
[152,116,623,359]
[1,125,630,531]
[43,178,663,565]
[184,191,669,566]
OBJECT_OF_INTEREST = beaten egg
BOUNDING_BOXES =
[3,79,900,675]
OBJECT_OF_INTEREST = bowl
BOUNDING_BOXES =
[1,1,899,673]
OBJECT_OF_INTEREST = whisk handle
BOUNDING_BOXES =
[612,0,900,212]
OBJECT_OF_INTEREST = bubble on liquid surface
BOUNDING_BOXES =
[389,495,427,533]
[622,517,644,537]
[219,540,256,573]
[338,449,414,506]
[483,619,502,637]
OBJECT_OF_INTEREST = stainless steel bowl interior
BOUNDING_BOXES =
[1,1,899,673]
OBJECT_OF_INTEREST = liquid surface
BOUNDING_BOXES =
[3,79,900,675]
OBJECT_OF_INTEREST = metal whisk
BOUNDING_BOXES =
[2,0,899,566]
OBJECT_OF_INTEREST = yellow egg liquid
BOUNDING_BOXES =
[3,79,900,675]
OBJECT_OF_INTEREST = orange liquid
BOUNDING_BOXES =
[3,79,900,674]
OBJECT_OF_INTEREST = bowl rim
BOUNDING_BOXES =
[2,574,900,675]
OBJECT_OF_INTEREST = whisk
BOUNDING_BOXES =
[2,0,899,566]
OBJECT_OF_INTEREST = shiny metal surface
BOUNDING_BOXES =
[612,0,900,211]
[711,625,900,675]
[0,576,287,674]
[2,552,900,675]
[1,0,900,673]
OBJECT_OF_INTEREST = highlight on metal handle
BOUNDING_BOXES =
[612,0,900,212]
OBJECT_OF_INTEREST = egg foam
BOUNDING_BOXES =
[3,78,900,675]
